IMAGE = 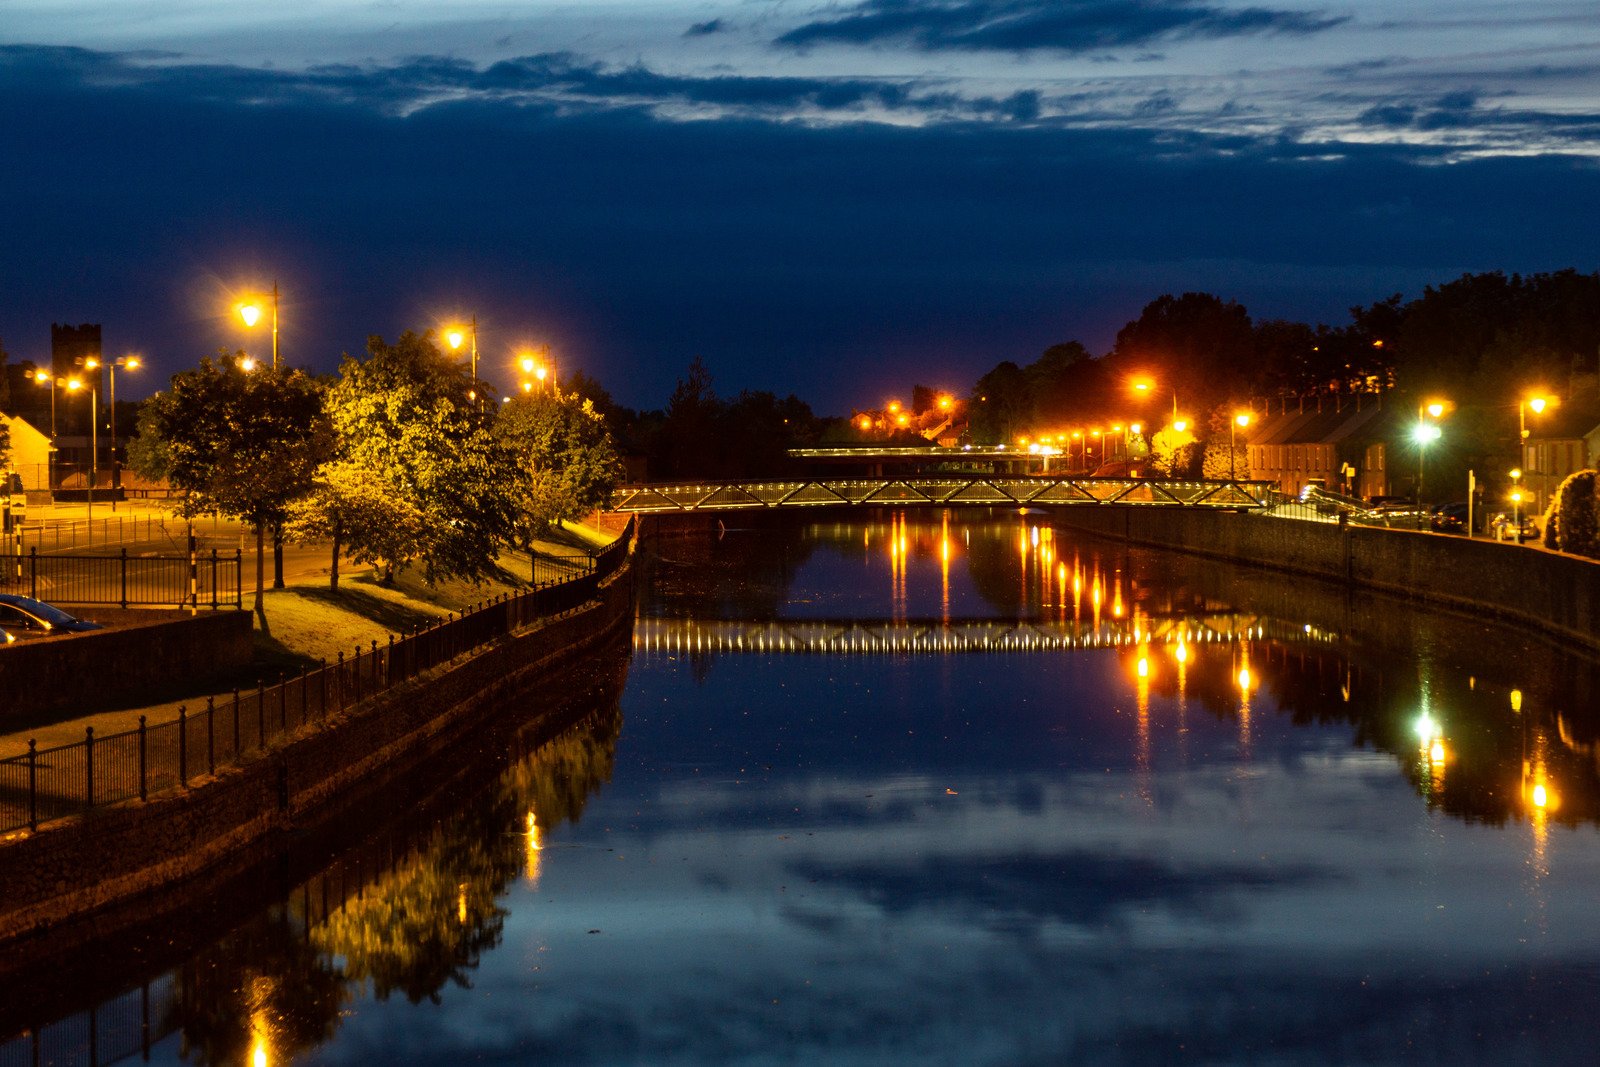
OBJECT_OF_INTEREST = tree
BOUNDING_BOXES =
[284,461,425,588]
[494,386,622,549]
[327,332,516,584]
[144,353,329,614]
[1110,292,1256,416]
[1546,470,1600,558]
[125,400,171,482]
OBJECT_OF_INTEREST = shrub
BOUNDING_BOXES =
[1549,470,1600,558]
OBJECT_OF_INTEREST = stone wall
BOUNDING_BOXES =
[1053,507,1600,652]
[0,558,635,945]
[0,611,254,726]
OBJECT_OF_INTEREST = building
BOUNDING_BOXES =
[1,413,53,493]
[1522,410,1600,515]
[1245,400,1396,498]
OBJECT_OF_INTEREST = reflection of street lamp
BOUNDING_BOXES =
[237,281,280,369]
[1231,412,1251,480]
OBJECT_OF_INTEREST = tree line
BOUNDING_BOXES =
[129,332,621,613]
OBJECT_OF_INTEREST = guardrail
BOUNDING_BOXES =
[0,518,634,836]
[612,476,1274,513]
[1,548,243,609]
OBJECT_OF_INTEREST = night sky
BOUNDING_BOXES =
[3,1,1598,412]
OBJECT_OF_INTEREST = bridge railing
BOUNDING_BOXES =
[612,476,1275,513]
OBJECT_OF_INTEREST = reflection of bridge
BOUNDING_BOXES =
[612,476,1273,514]
[633,614,1337,657]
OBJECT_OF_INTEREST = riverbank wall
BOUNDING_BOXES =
[0,549,636,948]
[1053,508,1600,653]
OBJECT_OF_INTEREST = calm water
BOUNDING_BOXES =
[8,511,1600,1065]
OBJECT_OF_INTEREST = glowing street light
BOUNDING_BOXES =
[236,281,279,369]
[444,316,479,382]
[84,355,140,510]
[32,369,82,489]
[1230,411,1251,481]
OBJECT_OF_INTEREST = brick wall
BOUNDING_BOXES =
[0,611,254,726]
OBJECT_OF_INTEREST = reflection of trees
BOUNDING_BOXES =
[168,905,347,1066]
[307,702,621,1005]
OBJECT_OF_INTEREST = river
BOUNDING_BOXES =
[6,509,1600,1065]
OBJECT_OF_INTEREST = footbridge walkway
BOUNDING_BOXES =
[611,476,1274,514]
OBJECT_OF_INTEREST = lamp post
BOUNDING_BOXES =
[1413,420,1443,528]
[1519,394,1551,513]
[84,356,139,510]
[1510,468,1525,544]
[445,316,479,384]
[1231,412,1251,481]
[238,282,280,369]
[32,370,66,490]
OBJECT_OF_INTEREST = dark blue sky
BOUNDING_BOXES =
[2,2,1598,412]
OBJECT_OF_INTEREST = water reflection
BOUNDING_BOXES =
[13,511,1600,1063]
[0,653,625,1067]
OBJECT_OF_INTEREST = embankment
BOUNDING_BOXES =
[1053,507,1600,653]
[0,551,635,947]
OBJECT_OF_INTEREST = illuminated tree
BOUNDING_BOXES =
[142,353,329,614]
[284,461,426,587]
[495,386,622,545]
[326,332,517,584]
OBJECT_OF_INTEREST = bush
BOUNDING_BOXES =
[1549,470,1600,558]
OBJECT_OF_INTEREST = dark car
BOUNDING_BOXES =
[1491,512,1540,542]
[0,594,104,637]
[1430,502,1471,534]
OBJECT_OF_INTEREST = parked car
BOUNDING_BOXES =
[1491,512,1540,542]
[0,594,104,637]
[0,628,13,645]
[1430,502,1471,534]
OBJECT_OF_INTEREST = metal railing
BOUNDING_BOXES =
[0,548,243,609]
[612,476,1275,513]
[0,518,634,836]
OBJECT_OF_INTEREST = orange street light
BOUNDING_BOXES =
[1230,412,1252,480]
[236,281,280,368]
[937,395,953,411]
[444,316,479,382]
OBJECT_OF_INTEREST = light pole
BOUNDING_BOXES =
[1413,420,1443,528]
[85,355,139,510]
[1510,468,1525,544]
[446,316,479,384]
[1519,394,1551,513]
[1231,412,1251,481]
[32,370,67,490]
[238,282,280,369]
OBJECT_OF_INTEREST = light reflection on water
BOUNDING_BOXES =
[11,510,1600,1064]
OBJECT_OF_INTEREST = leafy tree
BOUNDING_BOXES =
[144,353,329,614]
[654,357,720,478]
[327,332,516,584]
[124,400,170,481]
[1110,292,1256,417]
[495,386,622,548]
[285,461,426,588]
[968,361,1029,444]
[1547,470,1600,558]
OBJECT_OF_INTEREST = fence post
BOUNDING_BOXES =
[120,546,129,608]
[27,739,37,832]
[353,646,363,703]
[337,652,346,711]
[371,640,379,687]
[138,715,147,801]
[85,726,95,810]
[207,696,216,775]
[211,549,220,610]
[280,672,288,731]
[29,546,37,599]
[178,705,188,787]
[301,666,309,725]
[232,549,242,609]
[319,659,327,718]
[387,634,395,688]
[232,688,241,757]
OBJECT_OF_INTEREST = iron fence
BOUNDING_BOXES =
[0,547,243,608]
[0,518,634,836]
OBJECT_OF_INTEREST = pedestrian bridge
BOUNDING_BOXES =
[633,613,1331,658]
[611,476,1273,514]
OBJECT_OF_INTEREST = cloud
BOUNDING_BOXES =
[685,18,727,37]
[775,0,1347,54]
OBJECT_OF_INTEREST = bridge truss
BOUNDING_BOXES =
[611,476,1274,514]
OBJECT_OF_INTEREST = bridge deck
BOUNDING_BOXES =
[612,476,1273,513]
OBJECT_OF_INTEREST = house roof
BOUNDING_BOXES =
[1246,401,1399,447]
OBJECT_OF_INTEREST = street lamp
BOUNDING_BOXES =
[1231,412,1251,481]
[84,356,140,510]
[31,369,79,490]
[445,316,479,383]
[1519,393,1552,513]
[1510,468,1525,544]
[518,350,553,393]
[1413,420,1443,528]
[1132,376,1180,422]
[237,282,280,369]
